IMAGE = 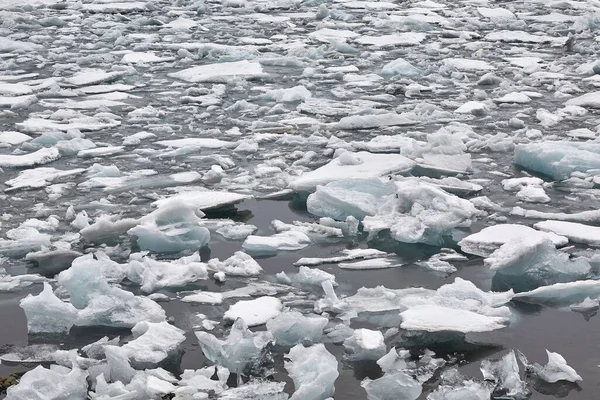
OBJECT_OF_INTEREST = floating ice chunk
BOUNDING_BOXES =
[262,85,312,103]
[181,291,224,304]
[513,280,600,305]
[216,223,257,240]
[127,255,208,293]
[518,350,582,383]
[290,152,414,193]
[81,215,139,243]
[266,311,328,347]
[480,350,528,399]
[20,282,78,333]
[5,365,88,400]
[381,58,422,79]
[152,191,252,211]
[122,52,173,64]
[515,141,600,180]
[363,180,479,245]
[416,254,457,274]
[343,329,386,361]
[243,231,311,254]
[0,131,31,146]
[5,167,85,192]
[293,266,337,288]
[0,147,60,168]
[224,296,283,326]
[566,91,600,108]
[501,177,550,203]
[428,368,491,400]
[120,321,185,367]
[355,33,426,47]
[78,146,124,158]
[81,1,147,12]
[129,200,210,253]
[477,7,515,19]
[285,343,338,400]
[209,251,263,277]
[57,259,166,328]
[309,28,360,43]
[534,220,600,246]
[361,371,422,400]
[155,138,238,149]
[458,224,568,257]
[495,92,531,104]
[454,101,489,115]
[338,113,417,130]
[169,60,266,83]
[295,248,387,266]
[65,69,128,87]
[444,58,495,71]
[17,115,121,134]
[195,318,273,374]
[338,258,399,270]
[307,178,396,221]
[400,305,509,333]
[0,94,37,109]
[485,31,564,44]
[485,235,590,285]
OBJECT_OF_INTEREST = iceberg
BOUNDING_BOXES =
[400,305,509,333]
[126,254,208,293]
[480,350,528,399]
[5,365,88,400]
[534,220,600,246]
[361,371,422,400]
[169,60,266,83]
[120,321,186,367]
[513,280,600,305]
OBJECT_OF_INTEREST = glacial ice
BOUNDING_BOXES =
[513,280,600,305]
[5,365,88,400]
[518,350,582,383]
[515,141,600,180]
[458,224,568,257]
[289,152,415,193]
[361,371,422,400]
[223,296,283,326]
[127,254,208,293]
[534,220,600,246]
[120,321,186,367]
[480,350,528,399]
[169,60,266,83]
[266,311,328,347]
[195,318,273,375]
[343,328,386,361]
[285,343,338,400]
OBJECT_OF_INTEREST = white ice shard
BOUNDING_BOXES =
[219,380,288,400]
[0,147,60,168]
[428,368,491,400]
[501,177,550,203]
[266,311,328,347]
[343,328,386,361]
[566,91,600,108]
[5,365,88,400]
[458,224,568,257]
[518,350,582,383]
[400,305,509,333]
[480,350,528,399]
[292,266,337,289]
[484,235,590,283]
[285,343,338,400]
[169,60,266,83]
[120,321,186,367]
[380,58,422,79]
[195,318,274,374]
[363,180,479,245]
[289,152,414,193]
[223,296,283,327]
[515,141,600,180]
[243,230,312,254]
[534,220,600,246]
[126,254,208,293]
[338,113,417,130]
[513,280,600,305]
[306,178,396,221]
[152,190,252,211]
[5,167,85,192]
[295,248,387,266]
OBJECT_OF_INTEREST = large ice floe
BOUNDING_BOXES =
[2,0,600,398]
